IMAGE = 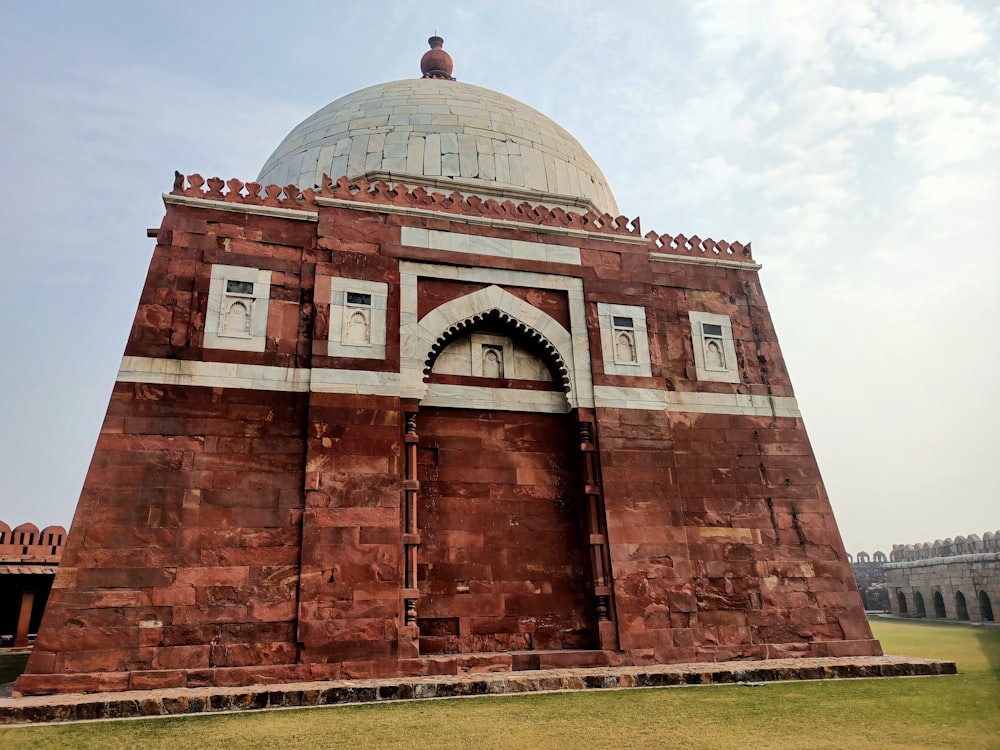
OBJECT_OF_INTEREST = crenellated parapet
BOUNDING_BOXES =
[890,531,1000,562]
[0,521,67,562]
[646,231,754,263]
[169,172,647,238]
[169,173,751,261]
[847,551,888,564]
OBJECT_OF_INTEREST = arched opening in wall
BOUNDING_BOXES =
[933,590,947,619]
[414,315,592,655]
[914,591,926,617]
[955,591,969,621]
[979,591,995,622]
[897,591,908,616]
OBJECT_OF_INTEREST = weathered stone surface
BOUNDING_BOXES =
[884,533,998,623]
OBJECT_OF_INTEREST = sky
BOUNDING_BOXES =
[0,1,997,555]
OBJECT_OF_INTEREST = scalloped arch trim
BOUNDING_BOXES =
[424,308,571,391]
[409,285,575,402]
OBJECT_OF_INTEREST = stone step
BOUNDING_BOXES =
[0,655,956,725]
[510,649,612,671]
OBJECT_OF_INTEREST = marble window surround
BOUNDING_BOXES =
[688,310,740,384]
[596,302,652,377]
[327,277,389,359]
[204,265,272,353]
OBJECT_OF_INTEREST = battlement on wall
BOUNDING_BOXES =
[0,521,67,562]
[168,172,753,261]
[890,531,1000,562]
[645,231,754,263]
[847,551,888,565]
[170,172,641,234]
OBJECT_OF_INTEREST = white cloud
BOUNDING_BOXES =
[845,0,989,70]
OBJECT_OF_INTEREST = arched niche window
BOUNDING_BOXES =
[221,280,255,338]
[470,334,512,379]
[705,337,725,369]
[345,308,371,345]
[978,591,994,622]
[612,317,637,364]
[933,591,947,618]
[955,591,969,621]
[482,345,503,378]
[222,299,251,336]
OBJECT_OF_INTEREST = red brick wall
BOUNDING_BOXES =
[22,383,308,692]
[415,408,591,654]
[598,407,873,662]
[297,393,404,672]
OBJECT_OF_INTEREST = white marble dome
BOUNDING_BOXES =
[257,79,619,216]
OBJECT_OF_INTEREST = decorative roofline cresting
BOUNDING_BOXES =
[889,531,1000,562]
[169,172,755,264]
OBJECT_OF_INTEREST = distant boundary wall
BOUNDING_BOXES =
[885,531,998,623]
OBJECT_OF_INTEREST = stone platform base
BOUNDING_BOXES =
[0,654,955,725]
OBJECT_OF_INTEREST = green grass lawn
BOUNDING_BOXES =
[2,618,998,749]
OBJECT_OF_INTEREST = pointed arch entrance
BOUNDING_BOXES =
[933,590,947,618]
[978,590,994,622]
[955,591,970,621]
[399,276,614,657]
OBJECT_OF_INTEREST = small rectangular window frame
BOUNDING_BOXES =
[326,277,389,360]
[597,302,652,377]
[688,311,740,384]
[225,279,255,297]
[346,291,373,307]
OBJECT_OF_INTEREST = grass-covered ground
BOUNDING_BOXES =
[2,618,998,749]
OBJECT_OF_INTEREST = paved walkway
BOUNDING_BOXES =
[0,654,955,724]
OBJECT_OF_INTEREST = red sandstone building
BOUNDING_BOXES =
[0,521,66,648]
[16,40,879,695]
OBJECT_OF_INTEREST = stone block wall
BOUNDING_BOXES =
[847,551,890,611]
[24,383,309,693]
[599,408,871,663]
[885,531,998,622]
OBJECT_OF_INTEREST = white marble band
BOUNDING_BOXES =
[117,357,798,417]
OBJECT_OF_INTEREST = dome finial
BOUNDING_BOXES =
[420,36,455,80]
